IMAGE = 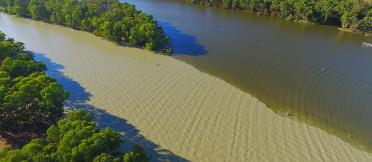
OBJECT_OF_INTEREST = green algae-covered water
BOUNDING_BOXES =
[123,0,372,151]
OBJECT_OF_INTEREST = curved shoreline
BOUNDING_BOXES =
[0,13,371,161]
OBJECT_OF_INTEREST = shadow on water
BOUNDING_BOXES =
[157,21,208,56]
[33,53,189,162]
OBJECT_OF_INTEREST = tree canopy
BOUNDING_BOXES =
[0,31,69,133]
[189,0,371,34]
[0,110,150,162]
[0,0,169,51]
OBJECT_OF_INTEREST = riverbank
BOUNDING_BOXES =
[185,0,371,35]
[338,28,372,36]
[1,13,371,161]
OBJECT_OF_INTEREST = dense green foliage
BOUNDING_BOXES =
[0,31,69,132]
[0,110,150,162]
[0,0,169,50]
[189,0,371,34]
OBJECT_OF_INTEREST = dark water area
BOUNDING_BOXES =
[123,0,372,151]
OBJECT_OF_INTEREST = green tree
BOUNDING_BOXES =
[0,32,68,132]
[122,145,149,162]
[13,0,28,17]
[28,0,49,20]
[0,0,170,51]
[0,110,150,162]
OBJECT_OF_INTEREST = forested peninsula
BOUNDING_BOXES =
[0,32,149,162]
[0,0,170,52]
[188,0,372,34]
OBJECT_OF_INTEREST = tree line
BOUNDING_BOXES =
[0,31,149,161]
[0,0,170,51]
[189,0,371,34]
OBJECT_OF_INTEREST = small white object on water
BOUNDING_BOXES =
[362,42,372,48]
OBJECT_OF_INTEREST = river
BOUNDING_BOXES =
[0,0,371,160]
[123,0,372,151]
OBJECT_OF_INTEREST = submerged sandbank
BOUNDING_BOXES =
[0,13,371,161]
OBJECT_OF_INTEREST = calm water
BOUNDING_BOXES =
[123,0,372,150]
